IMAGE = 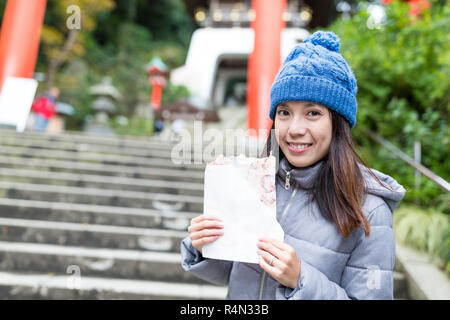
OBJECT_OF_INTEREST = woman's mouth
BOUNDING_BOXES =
[287,143,313,154]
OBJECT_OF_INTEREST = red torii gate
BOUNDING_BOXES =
[0,0,284,139]
[0,0,47,90]
[247,0,286,139]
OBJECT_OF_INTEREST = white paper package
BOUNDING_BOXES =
[202,153,284,264]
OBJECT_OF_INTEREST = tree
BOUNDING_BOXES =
[40,0,115,89]
[328,0,449,209]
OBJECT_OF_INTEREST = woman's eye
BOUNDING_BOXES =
[277,110,289,116]
[308,111,321,116]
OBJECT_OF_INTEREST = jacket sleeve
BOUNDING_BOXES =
[180,236,233,286]
[275,203,396,300]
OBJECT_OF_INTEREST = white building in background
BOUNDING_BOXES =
[170,27,309,110]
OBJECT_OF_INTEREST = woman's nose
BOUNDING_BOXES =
[287,119,308,136]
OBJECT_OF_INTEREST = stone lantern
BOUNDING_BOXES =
[84,76,122,135]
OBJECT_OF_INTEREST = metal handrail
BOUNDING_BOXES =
[360,128,450,193]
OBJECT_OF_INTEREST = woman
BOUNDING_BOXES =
[180,31,406,299]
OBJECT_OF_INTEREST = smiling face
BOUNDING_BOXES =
[274,101,332,168]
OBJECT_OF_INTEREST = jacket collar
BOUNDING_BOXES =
[277,156,325,190]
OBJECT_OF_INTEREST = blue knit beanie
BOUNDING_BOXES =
[269,31,357,128]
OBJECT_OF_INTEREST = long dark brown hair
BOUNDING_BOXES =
[261,108,394,238]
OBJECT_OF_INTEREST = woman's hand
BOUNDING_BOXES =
[188,214,224,254]
[257,237,301,289]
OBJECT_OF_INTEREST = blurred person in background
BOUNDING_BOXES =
[32,87,60,132]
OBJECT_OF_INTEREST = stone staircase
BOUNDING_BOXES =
[0,128,409,299]
[0,129,226,299]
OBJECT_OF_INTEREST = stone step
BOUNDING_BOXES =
[0,250,408,300]
[0,137,215,163]
[0,129,261,160]
[0,155,205,183]
[0,128,171,145]
[0,136,209,159]
[393,270,409,300]
[0,241,208,284]
[0,145,206,171]
[395,242,450,300]
[0,198,196,230]
[0,129,243,156]
[0,181,204,212]
[0,271,227,299]
[0,129,184,150]
[0,217,188,252]
[0,168,204,196]
[0,129,225,158]
[0,239,410,300]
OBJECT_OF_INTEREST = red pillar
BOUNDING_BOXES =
[151,84,163,110]
[247,0,286,138]
[0,0,47,90]
[148,74,167,110]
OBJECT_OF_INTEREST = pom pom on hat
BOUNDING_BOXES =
[304,31,341,53]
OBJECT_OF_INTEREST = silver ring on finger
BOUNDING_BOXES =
[270,256,275,266]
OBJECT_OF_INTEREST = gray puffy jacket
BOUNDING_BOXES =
[181,157,406,299]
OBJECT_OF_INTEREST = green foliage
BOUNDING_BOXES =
[394,205,450,276]
[50,21,190,128]
[32,0,193,133]
[92,0,195,47]
[109,22,153,116]
[39,0,116,88]
[161,81,191,107]
[0,0,193,133]
[110,116,154,136]
[328,1,450,211]
[149,41,189,70]
[54,58,96,131]
[132,0,195,47]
